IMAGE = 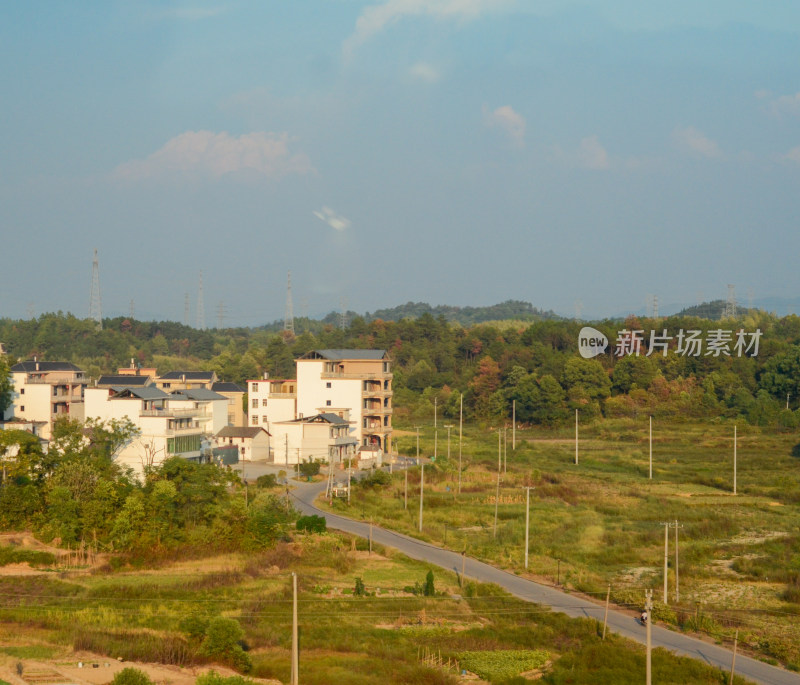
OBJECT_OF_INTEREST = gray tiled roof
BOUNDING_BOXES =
[211,382,245,393]
[159,371,215,380]
[98,375,151,387]
[216,426,269,439]
[12,361,83,373]
[171,388,227,401]
[112,386,169,400]
[300,349,387,361]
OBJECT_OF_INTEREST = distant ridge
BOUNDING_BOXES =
[363,300,562,326]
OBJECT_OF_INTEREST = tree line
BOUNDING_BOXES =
[3,309,800,427]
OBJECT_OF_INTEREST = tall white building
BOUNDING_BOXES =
[247,349,392,463]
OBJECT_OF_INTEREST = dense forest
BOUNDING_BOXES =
[3,308,800,427]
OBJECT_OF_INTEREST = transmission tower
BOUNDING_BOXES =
[89,248,103,330]
[339,296,348,331]
[284,271,295,335]
[197,271,206,330]
[653,294,659,319]
[129,299,135,320]
[184,293,190,326]
[724,284,737,319]
[217,301,226,330]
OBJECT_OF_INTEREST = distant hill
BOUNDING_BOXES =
[364,300,562,325]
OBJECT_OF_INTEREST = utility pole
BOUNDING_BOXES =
[662,521,669,604]
[285,435,288,467]
[645,589,653,685]
[347,458,351,504]
[419,461,424,533]
[291,573,299,685]
[503,427,507,475]
[434,397,438,463]
[445,425,453,461]
[602,585,610,640]
[458,393,463,494]
[674,520,683,602]
[733,424,737,495]
[574,409,579,465]
[523,486,535,570]
[730,629,739,684]
[512,400,516,450]
[493,431,501,538]
[404,459,408,510]
[649,415,653,480]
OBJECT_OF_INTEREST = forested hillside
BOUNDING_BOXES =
[3,309,800,427]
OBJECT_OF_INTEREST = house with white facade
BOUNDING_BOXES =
[3,360,88,440]
[247,377,297,430]
[84,384,228,475]
[214,426,270,462]
[295,350,392,453]
[269,413,356,466]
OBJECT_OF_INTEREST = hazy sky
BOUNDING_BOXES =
[2,1,800,325]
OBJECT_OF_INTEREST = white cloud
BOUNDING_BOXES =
[672,126,721,158]
[769,92,800,117]
[344,0,511,57]
[484,105,526,146]
[313,207,351,231]
[554,135,610,170]
[408,62,442,84]
[782,146,800,163]
[114,131,313,180]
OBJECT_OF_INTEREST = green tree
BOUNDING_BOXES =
[562,358,611,400]
[0,354,12,417]
[424,569,436,596]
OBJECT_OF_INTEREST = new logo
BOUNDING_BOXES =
[578,327,608,359]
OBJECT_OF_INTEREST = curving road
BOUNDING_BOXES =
[292,480,800,685]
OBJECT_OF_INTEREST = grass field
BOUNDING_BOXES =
[320,418,800,670]
[0,528,757,684]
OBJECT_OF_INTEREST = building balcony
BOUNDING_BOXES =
[268,392,296,399]
[140,408,208,418]
[164,427,204,436]
[364,424,392,434]
[51,395,83,403]
[321,372,393,381]
[27,376,87,385]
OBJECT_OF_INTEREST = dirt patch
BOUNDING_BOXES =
[0,563,51,577]
[1,654,281,685]
[618,566,658,584]
[729,531,788,545]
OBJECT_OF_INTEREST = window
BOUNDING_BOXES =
[20,388,24,395]
[326,382,331,388]
[326,400,331,406]
[251,415,258,425]
[20,405,25,412]
[163,382,171,388]
[262,398,268,406]
[252,399,258,408]
[251,383,258,392]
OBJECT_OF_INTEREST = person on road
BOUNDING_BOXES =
[641,610,648,625]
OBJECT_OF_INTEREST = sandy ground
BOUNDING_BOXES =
[0,654,281,685]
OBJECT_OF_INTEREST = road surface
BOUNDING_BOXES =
[292,480,800,685]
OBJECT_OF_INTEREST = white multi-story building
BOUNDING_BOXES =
[84,385,228,475]
[270,413,356,466]
[247,349,392,463]
[295,350,392,453]
[3,360,88,440]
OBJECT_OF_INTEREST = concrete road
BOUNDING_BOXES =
[292,480,800,685]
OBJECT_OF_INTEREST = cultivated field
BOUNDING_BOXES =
[322,419,800,670]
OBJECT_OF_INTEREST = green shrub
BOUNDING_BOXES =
[202,617,252,672]
[457,650,549,681]
[296,515,326,534]
[298,460,321,478]
[111,668,153,685]
[354,577,366,597]
[255,474,277,488]
[196,671,257,685]
[424,570,436,597]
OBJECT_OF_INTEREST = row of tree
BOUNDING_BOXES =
[0,418,293,553]
[3,309,800,426]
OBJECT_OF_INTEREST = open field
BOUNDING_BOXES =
[320,419,800,670]
[0,528,757,685]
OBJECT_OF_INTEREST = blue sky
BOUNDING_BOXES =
[2,1,800,325]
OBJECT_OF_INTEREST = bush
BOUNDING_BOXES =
[361,470,391,488]
[424,570,436,597]
[298,460,321,478]
[111,668,153,685]
[354,577,366,597]
[202,617,252,673]
[296,514,326,534]
[196,671,256,685]
[255,474,277,488]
